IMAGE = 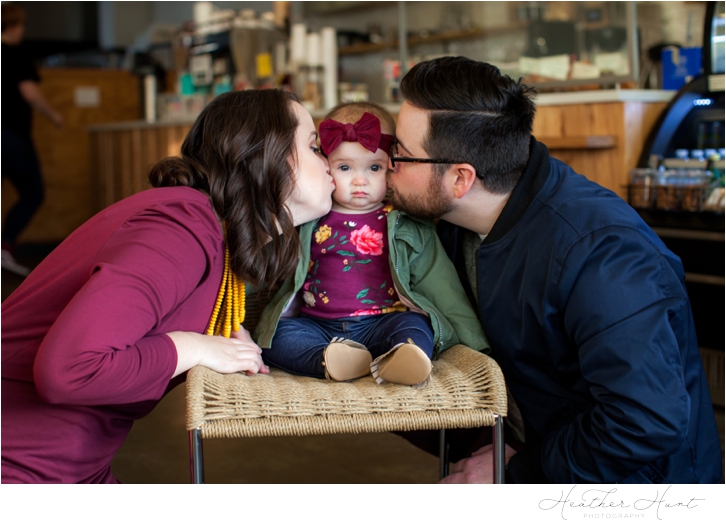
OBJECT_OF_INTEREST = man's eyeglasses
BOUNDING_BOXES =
[389,142,459,168]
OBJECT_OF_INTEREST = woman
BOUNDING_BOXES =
[1,90,334,483]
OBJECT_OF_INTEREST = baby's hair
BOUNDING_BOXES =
[324,101,396,136]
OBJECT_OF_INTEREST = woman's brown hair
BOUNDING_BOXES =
[149,89,301,288]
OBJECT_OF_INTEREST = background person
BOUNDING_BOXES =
[387,56,721,484]
[1,89,334,483]
[1,3,63,276]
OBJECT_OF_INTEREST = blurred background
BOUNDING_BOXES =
[1,1,723,483]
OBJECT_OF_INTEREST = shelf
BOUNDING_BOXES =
[339,41,397,56]
[634,208,725,232]
[304,1,393,15]
[650,227,725,242]
[537,135,617,150]
[338,23,528,56]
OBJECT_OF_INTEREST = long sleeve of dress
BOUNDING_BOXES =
[537,227,692,483]
[33,202,221,406]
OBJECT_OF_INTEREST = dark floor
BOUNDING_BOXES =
[2,245,724,484]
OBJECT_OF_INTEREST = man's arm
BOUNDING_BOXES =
[18,80,62,127]
[539,227,692,483]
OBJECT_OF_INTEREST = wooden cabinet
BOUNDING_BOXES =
[1,68,139,243]
[533,97,669,199]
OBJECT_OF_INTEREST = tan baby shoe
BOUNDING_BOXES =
[370,339,432,389]
[323,338,372,381]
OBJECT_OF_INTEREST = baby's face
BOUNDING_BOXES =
[328,141,390,213]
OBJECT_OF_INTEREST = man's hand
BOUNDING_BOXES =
[439,443,516,484]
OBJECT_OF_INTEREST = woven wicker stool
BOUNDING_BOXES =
[186,343,508,483]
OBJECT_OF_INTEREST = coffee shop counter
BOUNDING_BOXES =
[87,89,674,210]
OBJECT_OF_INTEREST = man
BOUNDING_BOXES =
[387,56,721,484]
[2,3,63,276]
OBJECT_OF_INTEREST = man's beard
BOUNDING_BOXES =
[387,173,454,220]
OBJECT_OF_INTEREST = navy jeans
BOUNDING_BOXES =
[1,129,44,245]
[263,312,435,378]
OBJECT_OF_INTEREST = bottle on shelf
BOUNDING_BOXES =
[690,149,705,161]
[655,168,682,211]
[681,168,709,212]
[703,151,725,212]
[710,121,723,149]
[628,168,657,209]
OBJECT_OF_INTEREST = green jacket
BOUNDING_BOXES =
[253,209,490,357]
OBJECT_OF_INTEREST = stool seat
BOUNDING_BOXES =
[186,344,507,439]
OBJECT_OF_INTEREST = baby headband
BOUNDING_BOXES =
[319,112,396,156]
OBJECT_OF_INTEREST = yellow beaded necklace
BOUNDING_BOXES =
[205,240,246,338]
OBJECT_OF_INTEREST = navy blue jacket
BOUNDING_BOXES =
[438,138,722,483]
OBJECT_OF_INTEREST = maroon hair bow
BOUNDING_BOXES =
[319,112,395,156]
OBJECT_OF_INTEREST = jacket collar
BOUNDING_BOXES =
[483,137,551,244]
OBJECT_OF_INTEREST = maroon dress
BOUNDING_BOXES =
[1,187,224,483]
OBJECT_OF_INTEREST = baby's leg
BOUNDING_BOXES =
[366,312,435,388]
[263,317,332,378]
[365,312,435,359]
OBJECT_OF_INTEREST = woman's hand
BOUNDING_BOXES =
[167,327,270,378]
[438,443,516,484]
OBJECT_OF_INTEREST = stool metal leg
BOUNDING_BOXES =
[189,428,204,484]
[492,414,505,484]
[438,428,449,479]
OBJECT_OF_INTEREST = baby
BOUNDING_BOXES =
[256,102,489,388]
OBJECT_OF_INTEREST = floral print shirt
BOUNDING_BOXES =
[300,206,403,318]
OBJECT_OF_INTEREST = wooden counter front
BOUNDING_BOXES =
[90,122,193,210]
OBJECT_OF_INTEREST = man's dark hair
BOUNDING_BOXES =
[400,56,536,194]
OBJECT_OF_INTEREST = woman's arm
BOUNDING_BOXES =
[33,202,266,407]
